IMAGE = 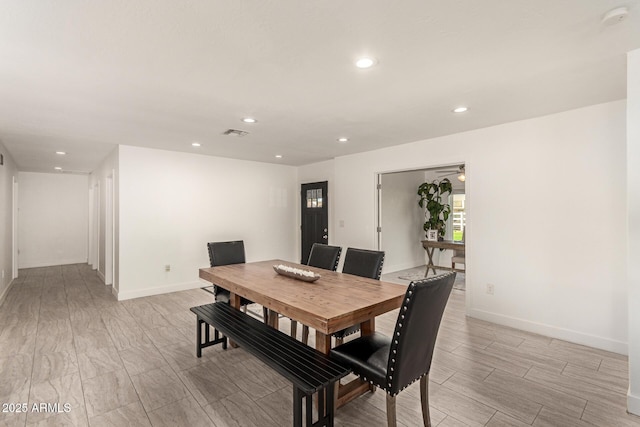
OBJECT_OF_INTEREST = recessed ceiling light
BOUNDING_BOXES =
[337,137,349,143]
[275,155,283,159]
[452,106,468,113]
[54,167,62,171]
[242,117,257,123]
[602,7,628,25]
[192,142,201,147]
[55,151,66,155]
[355,57,376,69]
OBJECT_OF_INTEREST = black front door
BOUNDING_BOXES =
[301,181,328,264]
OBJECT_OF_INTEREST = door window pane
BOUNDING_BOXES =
[306,188,324,208]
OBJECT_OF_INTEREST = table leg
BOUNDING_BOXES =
[267,309,279,329]
[360,318,376,392]
[228,293,240,348]
[332,318,378,406]
[314,331,335,416]
[315,330,331,354]
[360,318,375,337]
[424,247,437,276]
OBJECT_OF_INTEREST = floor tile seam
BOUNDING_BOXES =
[78,304,151,424]
[123,337,186,425]
[442,369,548,424]
[529,403,544,426]
[22,275,51,426]
[549,339,627,362]
[508,346,570,371]
[50,267,89,426]
[153,336,210,417]
[483,411,510,427]
[485,369,591,417]
[522,369,620,409]
[25,291,43,421]
[216,388,282,427]
[449,345,531,377]
[429,391,498,427]
[558,369,629,397]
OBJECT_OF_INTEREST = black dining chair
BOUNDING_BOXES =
[341,247,385,280]
[206,240,269,322]
[292,243,342,344]
[331,247,385,346]
[308,243,342,271]
[330,272,455,427]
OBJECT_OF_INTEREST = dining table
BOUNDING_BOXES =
[199,259,407,407]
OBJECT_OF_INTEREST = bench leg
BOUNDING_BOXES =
[292,385,335,427]
[306,390,313,426]
[326,383,335,427]
[195,317,227,357]
[293,387,303,427]
[196,318,203,358]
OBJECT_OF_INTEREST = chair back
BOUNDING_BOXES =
[307,243,342,271]
[207,240,246,267]
[386,272,455,395]
[341,247,385,279]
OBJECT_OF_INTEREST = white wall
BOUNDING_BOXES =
[90,147,119,289]
[18,172,89,268]
[0,141,18,305]
[117,145,297,300]
[627,49,640,415]
[301,100,627,353]
[380,170,425,272]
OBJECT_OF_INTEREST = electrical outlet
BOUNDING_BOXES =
[486,283,494,295]
[1,270,4,279]
[165,265,171,272]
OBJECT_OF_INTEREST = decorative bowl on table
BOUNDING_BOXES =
[273,264,321,282]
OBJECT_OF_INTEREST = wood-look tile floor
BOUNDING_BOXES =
[0,264,638,426]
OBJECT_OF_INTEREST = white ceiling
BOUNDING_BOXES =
[1,1,638,172]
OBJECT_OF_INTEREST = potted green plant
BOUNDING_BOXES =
[417,178,453,240]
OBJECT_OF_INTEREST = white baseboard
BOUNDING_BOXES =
[97,270,105,283]
[382,260,425,275]
[116,280,203,301]
[468,308,628,355]
[628,391,640,416]
[0,278,15,308]
[19,259,88,269]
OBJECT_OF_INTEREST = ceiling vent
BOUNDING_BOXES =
[223,129,249,137]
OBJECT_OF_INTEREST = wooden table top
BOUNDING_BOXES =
[421,239,465,251]
[199,259,407,335]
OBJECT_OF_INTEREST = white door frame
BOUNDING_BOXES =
[375,161,470,311]
[92,182,100,271]
[105,172,114,285]
[88,187,94,268]
[12,177,18,279]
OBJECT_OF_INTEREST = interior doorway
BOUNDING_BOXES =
[376,163,467,290]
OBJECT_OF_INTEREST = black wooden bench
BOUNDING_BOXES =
[190,302,350,427]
